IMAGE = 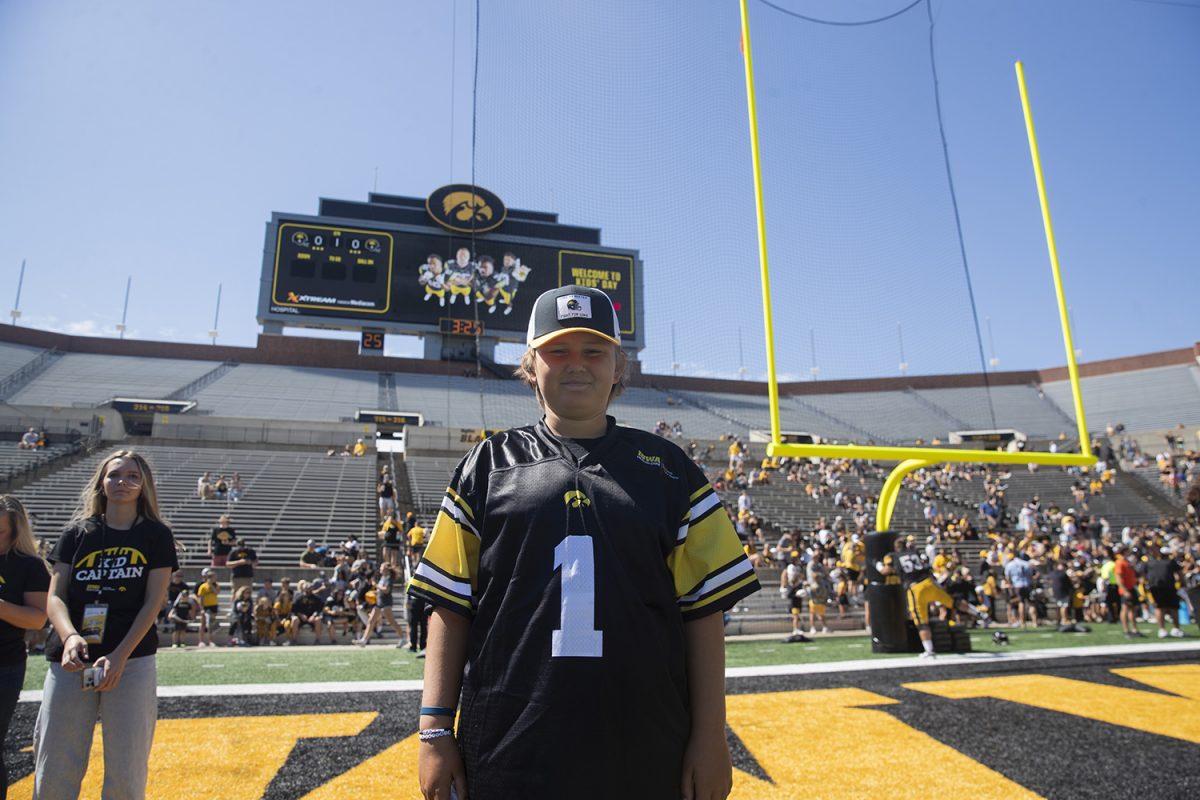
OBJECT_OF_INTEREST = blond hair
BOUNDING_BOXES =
[0,495,50,569]
[513,346,627,409]
[70,449,167,527]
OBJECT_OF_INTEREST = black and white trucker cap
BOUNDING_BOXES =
[526,285,622,348]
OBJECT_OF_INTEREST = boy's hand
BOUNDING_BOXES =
[419,735,468,799]
[680,727,732,800]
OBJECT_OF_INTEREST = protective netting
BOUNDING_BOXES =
[439,0,1067,441]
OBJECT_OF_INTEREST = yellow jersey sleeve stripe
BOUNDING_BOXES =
[689,484,713,503]
[667,511,743,597]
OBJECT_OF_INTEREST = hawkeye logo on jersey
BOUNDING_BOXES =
[74,546,148,582]
[563,490,591,508]
[637,450,679,479]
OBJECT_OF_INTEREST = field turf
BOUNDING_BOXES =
[8,629,1199,798]
[18,623,1195,689]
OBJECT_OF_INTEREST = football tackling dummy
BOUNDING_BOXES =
[408,286,761,800]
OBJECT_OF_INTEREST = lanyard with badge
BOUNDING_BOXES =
[78,521,113,645]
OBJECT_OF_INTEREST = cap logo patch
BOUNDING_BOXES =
[557,294,592,320]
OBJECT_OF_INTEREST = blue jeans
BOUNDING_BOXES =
[33,656,158,800]
[0,660,26,800]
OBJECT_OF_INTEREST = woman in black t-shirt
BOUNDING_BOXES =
[0,495,50,799]
[34,449,178,800]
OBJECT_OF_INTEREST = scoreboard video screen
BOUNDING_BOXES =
[260,214,639,345]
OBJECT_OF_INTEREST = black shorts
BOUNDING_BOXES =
[1150,587,1180,611]
[789,594,804,613]
[377,593,394,609]
[1016,586,1032,602]
[1120,592,1139,608]
[845,568,860,582]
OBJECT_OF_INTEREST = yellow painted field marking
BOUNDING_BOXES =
[1111,664,1200,701]
[726,688,1040,799]
[905,671,1200,744]
[9,712,376,800]
[300,731,422,799]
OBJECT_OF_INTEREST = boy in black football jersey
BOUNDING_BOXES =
[410,286,759,800]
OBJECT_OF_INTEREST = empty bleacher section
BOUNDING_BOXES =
[0,341,45,377]
[190,364,378,420]
[7,352,222,407]
[0,443,79,482]
[18,445,374,568]
[1042,364,1200,433]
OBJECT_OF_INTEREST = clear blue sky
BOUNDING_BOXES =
[1,0,1196,380]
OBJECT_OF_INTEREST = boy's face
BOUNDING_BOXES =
[533,331,621,423]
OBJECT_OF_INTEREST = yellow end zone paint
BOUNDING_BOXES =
[726,688,1040,799]
[9,712,376,800]
[905,668,1200,744]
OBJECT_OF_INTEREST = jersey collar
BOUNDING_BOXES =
[535,415,619,466]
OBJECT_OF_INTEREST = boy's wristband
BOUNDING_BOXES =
[420,705,457,717]
[418,727,455,742]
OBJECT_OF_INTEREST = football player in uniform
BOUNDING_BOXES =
[780,550,809,641]
[497,251,530,315]
[410,285,760,800]
[418,254,447,306]
[896,537,973,658]
[472,255,503,313]
[446,247,475,305]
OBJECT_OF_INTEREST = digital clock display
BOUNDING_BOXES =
[440,318,484,336]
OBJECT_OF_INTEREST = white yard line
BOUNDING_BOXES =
[19,642,1199,702]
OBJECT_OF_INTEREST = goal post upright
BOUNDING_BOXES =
[737,3,1095,532]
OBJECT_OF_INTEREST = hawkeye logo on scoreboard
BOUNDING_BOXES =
[426,184,507,234]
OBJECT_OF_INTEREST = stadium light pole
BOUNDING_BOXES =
[209,283,222,345]
[987,316,1000,369]
[115,276,131,340]
[9,259,25,326]
[897,322,908,375]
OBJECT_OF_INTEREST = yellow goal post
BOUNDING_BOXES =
[736,0,1095,531]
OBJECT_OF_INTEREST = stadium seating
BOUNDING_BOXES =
[7,353,221,407]
[1042,364,1200,433]
[17,444,375,568]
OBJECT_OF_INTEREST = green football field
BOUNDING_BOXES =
[21,623,1196,690]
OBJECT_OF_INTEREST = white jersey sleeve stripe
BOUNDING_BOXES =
[440,495,480,539]
[415,560,473,599]
[689,491,720,522]
[678,558,755,605]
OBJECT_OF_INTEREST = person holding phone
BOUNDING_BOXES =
[34,450,177,799]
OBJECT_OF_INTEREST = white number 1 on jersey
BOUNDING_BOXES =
[552,535,603,658]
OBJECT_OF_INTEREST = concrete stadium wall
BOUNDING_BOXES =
[151,414,374,448]
[0,406,125,441]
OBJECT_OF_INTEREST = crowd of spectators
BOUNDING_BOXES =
[686,432,1200,635]
[195,470,242,502]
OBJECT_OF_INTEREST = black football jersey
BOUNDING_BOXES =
[408,417,760,799]
[896,547,932,586]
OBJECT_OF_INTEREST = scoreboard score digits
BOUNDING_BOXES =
[272,223,394,314]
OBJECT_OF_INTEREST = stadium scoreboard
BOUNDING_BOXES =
[258,187,643,351]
